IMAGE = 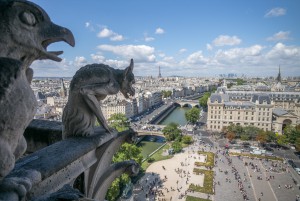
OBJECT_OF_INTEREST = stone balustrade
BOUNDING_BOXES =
[1,120,139,201]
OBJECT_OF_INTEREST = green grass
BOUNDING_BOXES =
[189,168,214,194]
[229,152,283,161]
[186,196,211,201]
[194,151,215,168]
[141,143,173,170]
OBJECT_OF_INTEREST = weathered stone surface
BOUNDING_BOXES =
[62,59,135,138]
[0,0,74,199]
[24,119,63,153]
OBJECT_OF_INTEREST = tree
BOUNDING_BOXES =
[106,113,142,200]
[182,135,193,144]
[108,113,130,132]
[162,90,172,98]
[106,143,143,200]
[199,92,211,108]
[266,131,276,143]
[105,178,121,201]
[256,130,267,144]
[172,140,182,153]
[284,124,300,144]
[162,122,182,141]
[226,132,236,141]
[236,78,245,85]
[185,107,200,124]
[276,134,288,146]
[243,125,260,140]
[295,138,300,152]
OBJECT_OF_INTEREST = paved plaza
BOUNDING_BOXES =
[122,134,300,201]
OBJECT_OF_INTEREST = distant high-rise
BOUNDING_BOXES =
[276,65,281,83]
[158,66,162,78]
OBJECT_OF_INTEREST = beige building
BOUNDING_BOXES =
[207,93,274,132]
[207,88,300,134]
[102,100,133,120]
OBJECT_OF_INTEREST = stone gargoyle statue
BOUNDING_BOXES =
[0,0,75,197]
[62,59,135,138]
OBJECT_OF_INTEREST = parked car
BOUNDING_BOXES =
[295,168,300,175]
[288,160,297,168]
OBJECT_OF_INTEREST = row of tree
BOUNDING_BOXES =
[223,123,300,150]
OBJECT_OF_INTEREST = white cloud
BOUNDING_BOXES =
[179,48,187,53]
[97,44,156,62]
[213,35,241,46]
[267,31,291,41]
[184,51,209,65]
[85,22,90,28]
[145,37,155,42]
[97,28,124,41]
[74,56,87,67]
[266,43,300,60]
[206,44,213,51]
[155,27,165,34]
[265,7,286,17]
[91,53,105,63]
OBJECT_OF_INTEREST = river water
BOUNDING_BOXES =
[159,107,190,126]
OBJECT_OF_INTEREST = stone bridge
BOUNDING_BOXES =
[174,100,200,107]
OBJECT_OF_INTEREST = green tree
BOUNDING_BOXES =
[284,124,300,144]
[172,140,183,153]
[182,135,193,144]
[199,92,211,108]
[243,125,260,140]
[266,131,276,143]
[276,134,288,146]
[185,107,200,124]
[105,178,121,201]
[240,134,250,141]
[236,78,245,85]
[108,113,130,132]
[162,122,182,141]
[295,138,300,152]
[106,143,143,200]
[162,90,172,98]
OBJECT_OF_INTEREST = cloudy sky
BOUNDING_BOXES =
[31,0,300,77]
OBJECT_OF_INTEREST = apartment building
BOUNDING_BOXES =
[207,93,273,132]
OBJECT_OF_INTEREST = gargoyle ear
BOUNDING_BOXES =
[125,59,134,75]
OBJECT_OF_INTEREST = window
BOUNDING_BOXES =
[230,116,232,119]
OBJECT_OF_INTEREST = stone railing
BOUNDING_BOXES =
[2,120,139,201]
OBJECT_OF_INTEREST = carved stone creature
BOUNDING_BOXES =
[0,0,75,183]
[62,59,135,138]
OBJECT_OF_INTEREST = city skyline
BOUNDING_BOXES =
[31,0,300,77]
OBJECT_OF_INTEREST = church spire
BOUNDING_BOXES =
[276,65,281,83]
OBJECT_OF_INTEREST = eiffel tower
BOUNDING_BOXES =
[158,66,162,78]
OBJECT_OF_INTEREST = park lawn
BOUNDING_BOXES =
[195,151,215,168]
[189,168,214,194]
[141,143,173,170]
[229,152,283,161]
[186,196,211,201]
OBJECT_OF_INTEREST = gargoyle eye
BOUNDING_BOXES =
[19,11,37,26]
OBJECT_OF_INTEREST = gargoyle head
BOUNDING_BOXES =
[121,59,135,99]
[0,0,75,68]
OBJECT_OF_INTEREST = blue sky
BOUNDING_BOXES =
[31,0,300,77]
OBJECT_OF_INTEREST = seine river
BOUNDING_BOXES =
[159,107,190,126]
